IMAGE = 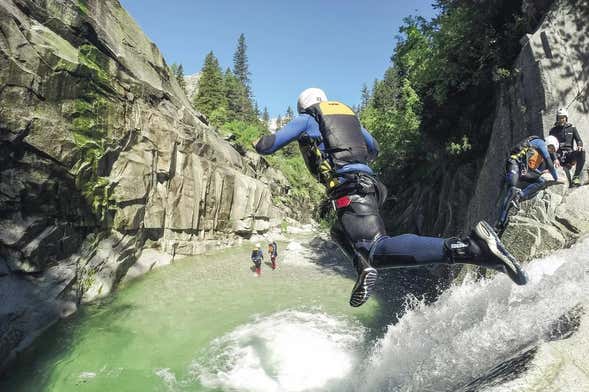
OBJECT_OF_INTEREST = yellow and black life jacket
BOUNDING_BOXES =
[299,101,370,189]
[510,135,544,170]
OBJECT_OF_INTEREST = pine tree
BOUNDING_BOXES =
[223,68,242,122]
[194,51,227,124]
[285,106,294,122]
[170,63,187,93]
[360,83,370,111]
[170,62,179,76]
[176,64,187,92]
[232,33,252,98]
[223,68,257,123]
[276,115,282,129]
[262,106,270,128]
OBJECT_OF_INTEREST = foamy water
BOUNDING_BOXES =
[357,238,589,392]
[191,310,366,392]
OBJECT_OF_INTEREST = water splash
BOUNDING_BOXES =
[357,238,589,392]
[190,310,366,392]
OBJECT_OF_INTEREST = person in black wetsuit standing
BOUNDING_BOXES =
[549,107,585,187]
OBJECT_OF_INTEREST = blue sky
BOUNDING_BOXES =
[119,0,437,117]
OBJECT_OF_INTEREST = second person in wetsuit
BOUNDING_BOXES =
[495,135,559,236]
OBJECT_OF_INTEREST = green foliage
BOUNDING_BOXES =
[76,0,88,14]
[493,67,514,81]
[195,47,257,127]
[285,106,294,122]
[233,33,252,98]
[360,83,370,111]
[280,219,288,234]
[262,106,270,128]
[220,120,265,150]
[266,153,323,206]
[224,68,256,123]
[275,115,282,129]
[194,35,323,213]
[78,44,114,93]
[361,74,422,183]
[209,106,228,126]
[360,0,550,191]
[170,62,187,92]
[67,92,117,222]
[446,135,472,156]
[194,51,226,125]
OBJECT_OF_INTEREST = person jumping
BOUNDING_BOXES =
[253,88,528,307]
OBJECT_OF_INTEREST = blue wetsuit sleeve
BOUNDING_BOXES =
[361,128,379,158]
[532,139,558,180]
[255,115,309,155]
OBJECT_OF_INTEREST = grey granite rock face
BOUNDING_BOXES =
[184,73,201,102]
[0,0,295,370]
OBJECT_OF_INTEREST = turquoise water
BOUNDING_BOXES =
[4,237,588,391]
[1,241,379,391]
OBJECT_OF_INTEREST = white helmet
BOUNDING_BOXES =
[545,135,559,151]
[556,107,568,119]
[255,243,261,248]
[297,88,327,113]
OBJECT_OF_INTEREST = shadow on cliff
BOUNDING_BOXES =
[541,0,589,111]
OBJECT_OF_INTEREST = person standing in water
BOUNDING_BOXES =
[251,243,263,276]
[253,87,528,307]
[268,241,278,269]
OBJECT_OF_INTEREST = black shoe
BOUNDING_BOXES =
[572,176,581,187]
[349,266,377,307]
[472,221,528,285]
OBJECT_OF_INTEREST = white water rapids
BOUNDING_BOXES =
[160,237,589,392]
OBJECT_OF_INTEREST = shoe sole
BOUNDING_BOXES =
[475,221,528,285]
[350,267,377,307]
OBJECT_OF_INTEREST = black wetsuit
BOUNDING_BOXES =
[255,103,528,305]
[256,111,455,272]
[549,123,585,179]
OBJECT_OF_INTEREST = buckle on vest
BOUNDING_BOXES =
[335,196,352,209]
